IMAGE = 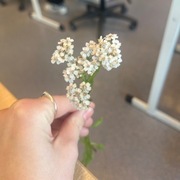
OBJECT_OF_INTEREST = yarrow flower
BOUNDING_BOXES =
[51,34,123,166]
[77,57,100,76]
[98,34,122,71]
[66,82,91,110]
[51,37,74,64]
[63,63,80,83]
[51,34,122,110]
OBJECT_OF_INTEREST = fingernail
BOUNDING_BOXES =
[83,107,94,120]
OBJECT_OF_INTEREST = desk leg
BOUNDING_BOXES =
[126,0,180,131]
[31,0,64,30]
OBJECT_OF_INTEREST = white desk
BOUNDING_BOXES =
[31,0,64,30]
[126,0,180,131]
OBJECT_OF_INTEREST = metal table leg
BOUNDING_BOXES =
[30,0,64,30]
[126,0,180,131]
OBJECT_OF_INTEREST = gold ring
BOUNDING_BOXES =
[42,91,58,116]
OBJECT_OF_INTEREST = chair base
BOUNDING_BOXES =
[69,2,138,33]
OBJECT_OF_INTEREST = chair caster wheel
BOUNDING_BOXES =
[59,24,65,31]
[70,23,77,31]
[129,21,137,30]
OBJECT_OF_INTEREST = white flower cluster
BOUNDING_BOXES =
[66,82,91,110]
[78,41,100,76]
[63,63,79,83]
[98,34,122,71]
[51,34,122,110]
[51,37,74,64]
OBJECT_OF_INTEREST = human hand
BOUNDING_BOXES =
[0,95,95,180]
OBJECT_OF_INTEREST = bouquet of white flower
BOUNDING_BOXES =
[51,34,122,165]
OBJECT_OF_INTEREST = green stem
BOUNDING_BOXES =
[81,135,94,166]
[81,66,103,166]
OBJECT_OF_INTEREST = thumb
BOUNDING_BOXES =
[54,110,86,148]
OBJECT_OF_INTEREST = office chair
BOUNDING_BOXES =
[70,0,138,32]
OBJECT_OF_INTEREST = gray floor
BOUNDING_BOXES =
[0,0,180,179]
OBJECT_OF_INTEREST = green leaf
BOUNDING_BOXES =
[92,117,103,128]
[92,142,105,150]
[81,135,105,166]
